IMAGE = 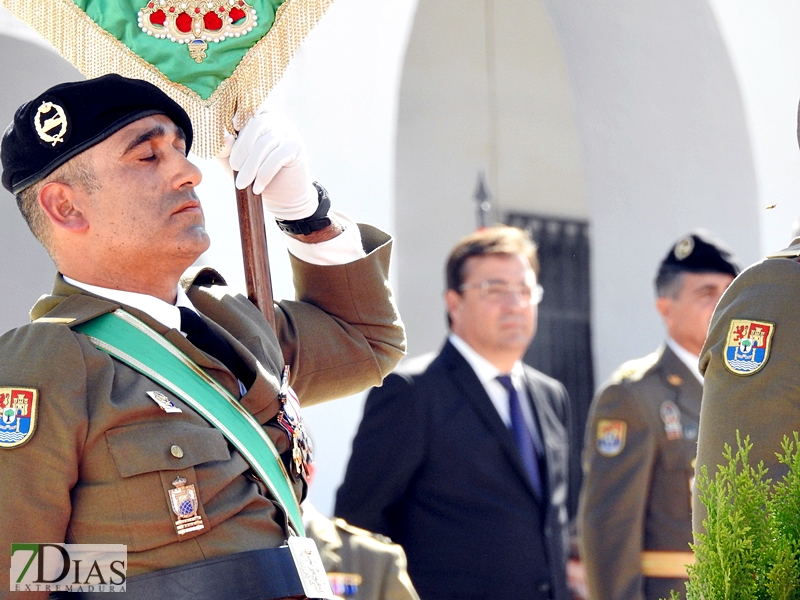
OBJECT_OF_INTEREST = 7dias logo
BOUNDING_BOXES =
[10,544,126,593]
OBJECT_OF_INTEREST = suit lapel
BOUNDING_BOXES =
[441,342,544,502]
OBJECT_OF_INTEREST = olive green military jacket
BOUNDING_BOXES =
[579,345,700,600]
[694,242,800,531]
[304,503,420,600]
[0,224,405,598]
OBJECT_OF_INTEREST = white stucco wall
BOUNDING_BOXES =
[707,1,800,256]
[542,0,762,384]
[394,0,589,360]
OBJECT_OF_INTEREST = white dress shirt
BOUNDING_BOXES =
[665,336,703,384]
[448,333,539,437]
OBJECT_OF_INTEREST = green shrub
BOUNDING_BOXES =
[683,432,800,600]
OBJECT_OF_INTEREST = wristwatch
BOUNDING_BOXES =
[274,182,332,235]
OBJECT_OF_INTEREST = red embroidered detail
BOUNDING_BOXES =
[149,9,166,26]
[138,0,258,63]
[176,12,192,32]
[203,11,223,31]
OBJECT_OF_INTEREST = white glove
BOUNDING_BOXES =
[221,109,318,221]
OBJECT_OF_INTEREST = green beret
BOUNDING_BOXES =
[1,74,193,194]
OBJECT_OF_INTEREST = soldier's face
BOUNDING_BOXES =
[446,253,538,371]
[74,115,209,274]
[657,272,735,355]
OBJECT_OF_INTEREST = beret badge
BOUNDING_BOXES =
[33,101,69,148]
[673,236,694,261]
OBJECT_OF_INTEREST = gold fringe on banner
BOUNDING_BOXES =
[1,0,334,158]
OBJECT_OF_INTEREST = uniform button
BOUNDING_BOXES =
[537,581,551,593]
[170,445,184,459]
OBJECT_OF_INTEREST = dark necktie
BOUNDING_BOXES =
[497,374,543,498]
[178,307,254,389]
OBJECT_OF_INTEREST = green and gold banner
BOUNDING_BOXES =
[2,0,333,157]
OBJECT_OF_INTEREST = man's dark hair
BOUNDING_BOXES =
[446,225,539,292]
[654,266,685,299]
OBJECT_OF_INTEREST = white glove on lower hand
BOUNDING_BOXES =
[223,110,318,221]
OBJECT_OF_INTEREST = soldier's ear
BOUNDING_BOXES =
[38,182,89,233]
[655,295,673,322]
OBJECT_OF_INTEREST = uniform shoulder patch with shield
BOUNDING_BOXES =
[596,419,627,457]
[0,388,38,448]
[723,319,775,376]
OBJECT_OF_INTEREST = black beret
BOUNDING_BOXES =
[1,74,193,194]
[657,230,741,280]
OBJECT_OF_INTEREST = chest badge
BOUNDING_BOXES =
[169,476,205,535]
[596,419,626,457]
[146,390,182,413]
[0,388,38,449]
[723,319,775,376]
[660,401,683,440]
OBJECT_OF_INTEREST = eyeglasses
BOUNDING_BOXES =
[458,280,544,304]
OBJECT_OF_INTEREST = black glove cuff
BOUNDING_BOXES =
[274,182,332,236]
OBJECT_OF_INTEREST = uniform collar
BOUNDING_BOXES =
[665,336,703,384]
[62,275,197,331]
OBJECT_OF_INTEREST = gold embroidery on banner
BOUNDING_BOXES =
[1,0,333,158]
[138,0,258,63]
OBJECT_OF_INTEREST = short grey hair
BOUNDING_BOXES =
[15,152,100,254]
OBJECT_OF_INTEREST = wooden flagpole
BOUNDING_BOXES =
[235,182,277,330]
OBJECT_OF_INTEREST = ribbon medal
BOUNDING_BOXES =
[659,401,683,441]
[277,366,314,479]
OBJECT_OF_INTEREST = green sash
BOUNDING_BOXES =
[74,309,304,536]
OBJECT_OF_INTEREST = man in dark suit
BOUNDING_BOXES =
[335,226,573,600]
[578,231,739,600]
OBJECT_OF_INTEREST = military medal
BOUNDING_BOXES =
[277,365,314,479]
[327,573,362,598]
[146,390,183,413]
[660,401,683,440]
[286,536,335,599]
[168,476,205,535]
[0,387,38,449]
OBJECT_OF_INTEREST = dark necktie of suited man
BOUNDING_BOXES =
[178,306,255,389]
[497,374,544,498]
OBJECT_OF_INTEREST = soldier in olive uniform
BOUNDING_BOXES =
[695,244,800,529]
[578,231,739,600]
[304,502,420,600]
[0,75,405,599]
[693,113,800,536]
